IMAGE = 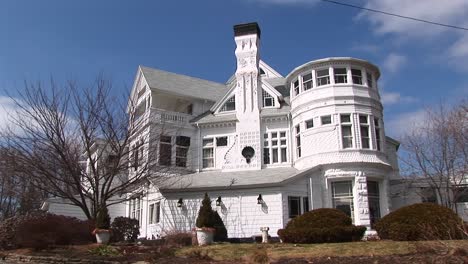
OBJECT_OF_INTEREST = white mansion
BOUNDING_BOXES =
[49,23,403,239]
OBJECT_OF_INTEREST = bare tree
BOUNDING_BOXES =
[401,100,468,211]
[0,78,167,221]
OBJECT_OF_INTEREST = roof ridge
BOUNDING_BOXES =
[139,65,226,86]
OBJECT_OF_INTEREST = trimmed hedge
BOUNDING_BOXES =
[277,208,366,243]
[0,211,94,250]
[375,203,465,241]
[111,217,140,242]
[195,193,228,242]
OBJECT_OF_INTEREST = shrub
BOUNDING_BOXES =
[164,231,192,247]
[277,208,366,243]
[195,193,228,242]
[375,203,465,241]
[111,217,140,242]
[0,211,94,250]
[95,207,111,229]
[196,193,215,228]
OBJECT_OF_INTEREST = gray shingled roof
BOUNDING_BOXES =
[264,77,289,97]
[191,112,237,124]
[158,167,306,192]
[140,66,229,102]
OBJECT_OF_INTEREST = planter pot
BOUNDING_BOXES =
[195,227,215,246]
[94,229,111,244]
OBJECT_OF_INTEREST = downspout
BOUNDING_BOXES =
[196,122,201,173]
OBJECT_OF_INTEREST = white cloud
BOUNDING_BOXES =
[386,109,427,138]
[381,91,416,106]
[0,96,18,131]
[382,53,406,74]
[360,0,468,71]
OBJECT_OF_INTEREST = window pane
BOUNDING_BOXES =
[303,73,313,90]
[263,148,270,164]
[288,196,301,218]
[332,181,352,197]
[176,136,190,146]
[221,96,235,112]
[321,115,332,125]
[367,181,379,196]
[272,140,278,146]
[334,68,347,84]
[280,139,286,146]
[306,119,314,129]
[272,148,278,163]
[159,143,172,166]
[316,69,329,77]
[272,132,278,138]
[280,132,286,138]
[161,135,171,143]
[359,115,368,124]
[203,138,213,147]
[352,69,363,85]
[216,137,228,147]
[340,114,351,123]
[281,148,287,162]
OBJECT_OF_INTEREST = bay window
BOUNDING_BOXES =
[352,69,363,84]
[359,115,370,149]
[332,181,354,221]
[316,69,330,86]
[302,73,313,91]
[293,79,300,96]
[295,125,301,158]
[366,72,373,88]
[374,118,381,151]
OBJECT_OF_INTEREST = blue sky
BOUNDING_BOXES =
[1,0,467,138]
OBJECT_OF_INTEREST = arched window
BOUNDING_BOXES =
[262,90,275,107]
[220,96,235,112]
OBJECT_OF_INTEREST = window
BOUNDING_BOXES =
[288,196,301,218]
[293,79,300,96]
[366,72,373,88]
[220,96,235,112]
[202,138,214,168]
[316,69,330,86]
[263,131,288,165]
[367,181,381,227]
[216,136,228,147]
[420,187,437,203]
[148,202,161,224]
[295,125,301,158]
[302,73,313,91]
[186,104,193,115]
[352,69,363,85]
[262,90,275,107]
[334,68,347,84]
[359,115,370,149]
[332,181,354,221]
[129,196,143,226]
[132,140,144,171]
[454,186,468,203]
[341,114,353,149]
[305,119,314,129]
[321,115,332,125]
[175,136,190,167]
[159,135,172,166]
[288,196,309,218]
[374,118,381,151]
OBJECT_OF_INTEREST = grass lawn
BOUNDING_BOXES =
[176,240,468,262]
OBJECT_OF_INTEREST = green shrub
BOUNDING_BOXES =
[95,207,111,229]
[277,208,366,243]
[111,217,139,242]
[195,193,228,242]
[196,193,215,228]
[375,203,465,241]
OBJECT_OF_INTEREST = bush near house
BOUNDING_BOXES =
[111,217,140,242]
[195,193,228,242]
[375,203,466,241]
[0,211,94,250]
[277,208,366,243]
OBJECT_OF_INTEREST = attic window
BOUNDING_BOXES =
[220,96,235,112]
[262,90,275,107]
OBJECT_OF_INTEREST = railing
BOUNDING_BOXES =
[150,108,192,126]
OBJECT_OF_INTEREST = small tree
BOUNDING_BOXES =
[95,207,111,229]
[196,193,215,228]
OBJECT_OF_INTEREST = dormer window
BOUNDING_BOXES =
[262,90,275,107]
[220,96,235,112]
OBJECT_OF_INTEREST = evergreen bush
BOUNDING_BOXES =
[277,208,366,243]
[375,203,465,241]
[111,217,139,242]
[95,207,111,229]
[195,193,228,241]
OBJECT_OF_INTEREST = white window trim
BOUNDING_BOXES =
[202,138,215,169]
[263,130,289,166]
[262,89,276,108]
[316,67,331,87]
[340,113,354,149]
